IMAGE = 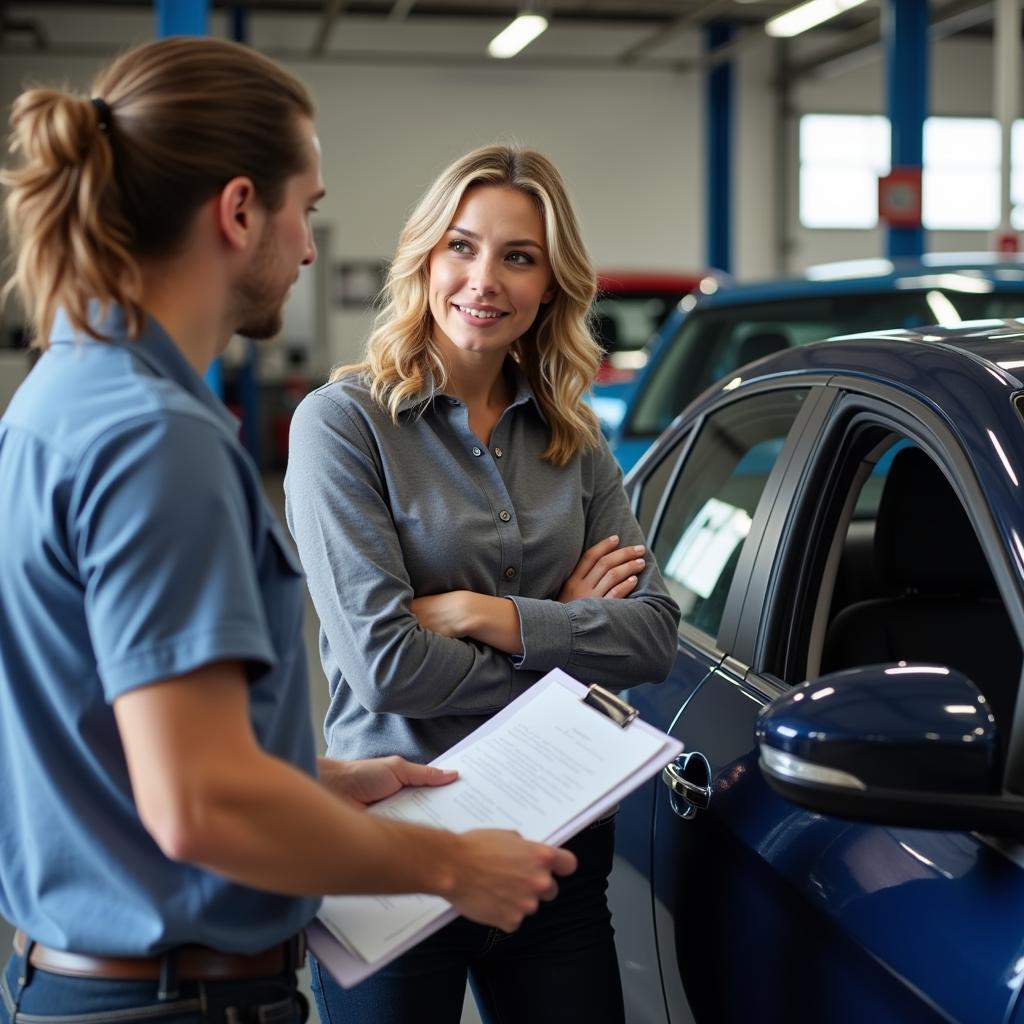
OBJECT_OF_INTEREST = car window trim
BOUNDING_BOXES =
[676,617,729,667]
[628,425,698,541]
[722,381,838,659]
[748,376,1024,795]
[639,375,835,656]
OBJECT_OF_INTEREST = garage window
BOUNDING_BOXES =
[799,114,890,229]
[800,114,1020,232]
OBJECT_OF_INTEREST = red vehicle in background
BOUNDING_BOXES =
[590,270,704,432]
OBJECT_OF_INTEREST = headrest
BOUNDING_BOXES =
[735,330,789,368]
[592,312,619,351]
[874,447,993,592]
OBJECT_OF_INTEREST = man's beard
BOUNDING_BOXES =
[234,231,288,340]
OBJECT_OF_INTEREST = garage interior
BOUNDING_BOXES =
[0,2,1020,1021]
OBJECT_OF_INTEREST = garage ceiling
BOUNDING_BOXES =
[0,0,999,75]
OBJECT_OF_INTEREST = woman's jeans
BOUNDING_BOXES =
[310,815,624,1024]
[0,944,308,1024]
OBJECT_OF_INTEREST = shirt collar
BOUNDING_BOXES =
[395,362,548,424]
[49,304,240,433]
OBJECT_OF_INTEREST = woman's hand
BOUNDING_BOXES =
[319,755,458,807]
[410,592,523,656]
[409,591,473,638]
[558,535,646,603]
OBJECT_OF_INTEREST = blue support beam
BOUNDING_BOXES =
[705,21,735,275]
[155,0,208,38]
[885,0,928,259]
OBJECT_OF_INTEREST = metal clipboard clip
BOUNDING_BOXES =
[581,684,639,728]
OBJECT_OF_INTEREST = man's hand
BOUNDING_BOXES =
[558,535,646,602]
[445,830,578,933]
[319,755,458,807]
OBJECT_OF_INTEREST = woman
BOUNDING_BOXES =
[0,43,575,1024]
[286,144,680,1024]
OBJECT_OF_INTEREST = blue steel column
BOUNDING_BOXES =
[155,0,208,41]
[705,21,734,274]
[155,0,220,396]
[885,0,928,259]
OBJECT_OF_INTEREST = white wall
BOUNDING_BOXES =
[0,8,1008,366]
[0,9,715,367]
[296,59,707,363]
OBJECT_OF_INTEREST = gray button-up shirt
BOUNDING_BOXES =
[285,370,680,762]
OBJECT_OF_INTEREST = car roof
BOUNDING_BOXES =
[693,253,1024,309]
[716,319,1024,396]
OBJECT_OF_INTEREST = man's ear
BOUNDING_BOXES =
[216,176,261,253]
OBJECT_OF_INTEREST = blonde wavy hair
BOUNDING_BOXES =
[2,37,313,346]
[333,144,602,465]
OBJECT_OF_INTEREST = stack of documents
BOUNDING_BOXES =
[309,668,682,987]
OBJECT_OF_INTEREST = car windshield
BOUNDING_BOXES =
[625,288,1024,438]
[593,292,683,371]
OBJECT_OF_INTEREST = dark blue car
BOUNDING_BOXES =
[611,322,1024,1024]
[610,254,1024,473]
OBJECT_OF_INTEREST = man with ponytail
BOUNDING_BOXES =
[0,38,575,1023]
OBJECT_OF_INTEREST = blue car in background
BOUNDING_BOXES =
[610,322,1024,1024]
[589,270,704,433]
[610,254,1024,472]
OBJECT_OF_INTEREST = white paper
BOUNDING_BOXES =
[317,678,665,965]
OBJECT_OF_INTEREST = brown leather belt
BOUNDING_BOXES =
[13,929,306,981]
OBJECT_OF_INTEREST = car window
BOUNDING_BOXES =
[800,438,1022,750]
[592,292,683,378]
[634,430,690,536]
[626,288,1024,439]
[652,389,807,641]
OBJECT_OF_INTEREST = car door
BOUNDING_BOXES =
[612,382,831,1024]
[644,378,1024,1024]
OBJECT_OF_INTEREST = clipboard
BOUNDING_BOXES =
[308,668,682,988]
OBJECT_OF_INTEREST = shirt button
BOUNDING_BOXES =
[505,567,517,579]
[498,510,511,522]
[494,447,504,458]
[472,446,483,457]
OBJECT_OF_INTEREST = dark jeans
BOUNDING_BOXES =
[0,943,308,1024]
[310,816,624,1024]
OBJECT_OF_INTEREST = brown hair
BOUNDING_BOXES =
[333,144,601,466]
[2,37,314,345]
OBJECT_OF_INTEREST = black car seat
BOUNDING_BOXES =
[592,311,620,355]
[821,447,1021,744]
[734,330,790,368]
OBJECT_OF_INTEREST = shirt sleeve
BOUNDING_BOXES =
[285,391,526,719]
[73,412,276,702]
[508,434,681,686]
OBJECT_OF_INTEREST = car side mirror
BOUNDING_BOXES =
[756,664,1024,839]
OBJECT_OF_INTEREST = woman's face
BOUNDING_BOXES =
[426,184,555,360]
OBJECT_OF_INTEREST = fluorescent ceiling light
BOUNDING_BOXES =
[766,0,869,38]
[488,14,548,58]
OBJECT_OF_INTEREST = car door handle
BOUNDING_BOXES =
[661,752,712,820]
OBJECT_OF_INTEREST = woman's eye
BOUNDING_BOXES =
[507,251,534,265]
[448,239,471,254]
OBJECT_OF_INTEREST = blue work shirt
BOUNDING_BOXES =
[0,306,319,955]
